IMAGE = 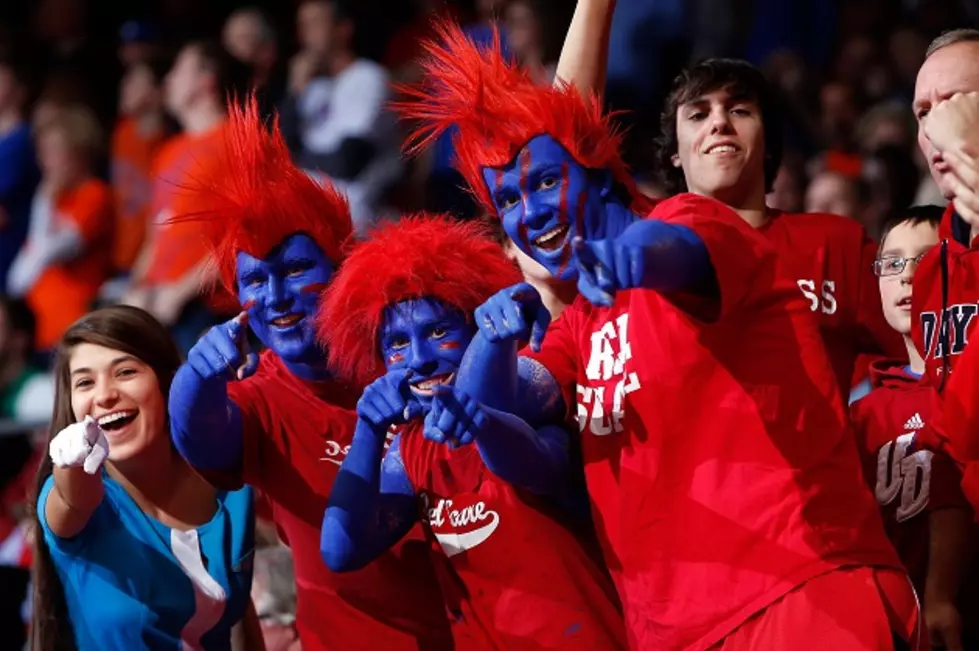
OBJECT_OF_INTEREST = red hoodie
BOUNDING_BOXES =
[849,359,970,595]
[911,204,979,507]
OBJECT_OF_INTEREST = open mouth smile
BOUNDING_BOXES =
[409,373,455,397]
[97,410,138,432]
[270,314,303,328]
[532,224,570,253]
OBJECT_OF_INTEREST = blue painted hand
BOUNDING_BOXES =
[424,385,490,448]
[572,235,647,307]
[356,369,423,433]
[186,311,260,382]
[473,282,551,351]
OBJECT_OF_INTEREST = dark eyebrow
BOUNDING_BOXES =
[71,355,140,376]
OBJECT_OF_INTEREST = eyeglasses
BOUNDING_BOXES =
[873,253,927,277]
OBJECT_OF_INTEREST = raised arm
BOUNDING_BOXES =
[554,0,616,96]
[321,371,420,572]
[43,417,110,539]
[169,313,259,474]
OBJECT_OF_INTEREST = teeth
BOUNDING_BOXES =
[410,374,454,395]
[534,226,568,247]
[97,411,136,426]
[708,145,737,154]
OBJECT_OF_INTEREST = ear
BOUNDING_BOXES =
[671,154,682,169]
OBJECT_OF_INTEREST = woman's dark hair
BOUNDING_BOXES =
[655,58,784,196]
[30,306,181,651]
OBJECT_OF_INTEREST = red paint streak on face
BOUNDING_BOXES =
[517,147,532,252]
[389,352,405,364]
[554,166,577,277]
[300,282,328,295]
[439,341,462,350]
[241,299,257,311]
[495,169,504,189]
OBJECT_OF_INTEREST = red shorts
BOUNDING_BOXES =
[713,567,925,651]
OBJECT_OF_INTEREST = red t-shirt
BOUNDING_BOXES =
[397,422,626,650]
[523,194,901,651]
[759,210,906,396]
[849,360,970,594]
[205,351,452,651]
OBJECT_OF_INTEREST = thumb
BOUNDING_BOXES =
[530,308,550,352]
[237,351,260,380]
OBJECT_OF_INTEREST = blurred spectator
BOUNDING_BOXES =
[118,19,164,69]
[222,7,286,118]
[31,74,89,133]
[0,297,52,423]
[0,299,44,651]
[109,55,173,277]
[281,0,402,233]
[768,153,807,213]
[121,41,250,353]
[503,0,561,85]
[32,0,119,129]
[856,100,915,154]
[253,543,300,651]
[859,144,920,239]
[889,26,929,99]
[0,54,40,291]
[6,105,112,352]
[805,169,860,219]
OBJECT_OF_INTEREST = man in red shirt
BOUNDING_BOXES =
[398,20,916,651]
[907,30,979,507]
[167,99,452,650]
[850,207,976,651]
[318,215,626,650]
[553,0,905,399]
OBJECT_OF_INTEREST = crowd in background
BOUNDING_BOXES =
[0,0,976,647]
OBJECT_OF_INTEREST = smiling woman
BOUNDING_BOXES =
[30,306,260,651]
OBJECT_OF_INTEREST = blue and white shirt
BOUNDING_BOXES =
[38,473,255,650]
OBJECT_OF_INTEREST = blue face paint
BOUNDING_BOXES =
[481,134,633,280]
[379,298,475,410]
[236,233,334,372]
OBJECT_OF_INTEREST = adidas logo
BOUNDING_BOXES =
[904,413,925,430]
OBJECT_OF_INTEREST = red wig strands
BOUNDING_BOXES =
[318,214,523,386]
[167,96,354,295]
[392,19,638,217]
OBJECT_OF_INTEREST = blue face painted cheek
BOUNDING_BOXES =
[379,299,476,410]
[235,234,333,364]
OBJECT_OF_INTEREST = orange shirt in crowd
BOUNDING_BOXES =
[141,121,228,286]
[110,117,170,273]
[27,179,113,349]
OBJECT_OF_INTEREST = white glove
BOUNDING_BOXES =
[49,415,110,474]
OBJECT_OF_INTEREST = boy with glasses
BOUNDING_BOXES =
[851,205,977,651]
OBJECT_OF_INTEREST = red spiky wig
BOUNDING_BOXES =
[318,215,522,386]
[392,19,641,217]
[168,96,353,296]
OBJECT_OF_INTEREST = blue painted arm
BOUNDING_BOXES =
[455,333,565,427]
[628,220,715,294]
[321,424,417,572]
[574,220,719,308]
[169,363,244,472]
[476,410,571,498]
